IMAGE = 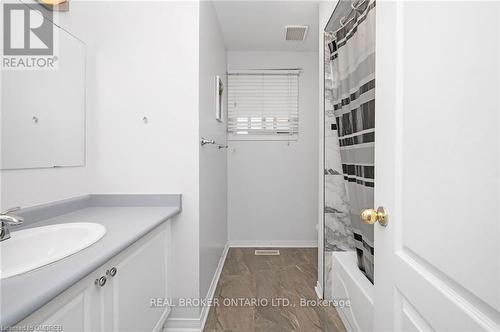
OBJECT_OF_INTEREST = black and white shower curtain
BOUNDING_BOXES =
[328,0,376,283]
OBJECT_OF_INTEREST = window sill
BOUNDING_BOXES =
[227,135,298,142]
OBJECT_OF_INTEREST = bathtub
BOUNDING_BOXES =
[331,251,374,331]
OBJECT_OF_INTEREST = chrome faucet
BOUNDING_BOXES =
[0,207,24,241]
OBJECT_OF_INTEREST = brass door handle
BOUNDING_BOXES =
[360,207,388,226]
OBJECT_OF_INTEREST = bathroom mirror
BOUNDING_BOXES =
[1,22,85,170]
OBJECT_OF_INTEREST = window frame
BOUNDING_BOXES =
[227,69,300,142]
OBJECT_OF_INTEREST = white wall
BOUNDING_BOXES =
[0,167,90,209]
[317,0,338,295]
[227,51,319,246]
[85,2,201,321]
[198,0,228,305]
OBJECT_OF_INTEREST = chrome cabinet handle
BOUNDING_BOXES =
[106,267,117,277]
[95,276,107,287]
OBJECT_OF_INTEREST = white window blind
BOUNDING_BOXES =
[227,70,299,140]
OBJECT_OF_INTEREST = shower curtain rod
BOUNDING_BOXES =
[341,0,368,26]
[326,0,368,36]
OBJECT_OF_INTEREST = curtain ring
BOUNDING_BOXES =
[352,0,367,12]
[340,17,346,27]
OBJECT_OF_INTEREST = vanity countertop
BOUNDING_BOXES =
[0,194,181,329]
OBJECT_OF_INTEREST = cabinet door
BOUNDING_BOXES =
[13,223,170,332]
[41,290,94,332]
[14,272,102,332]
[109,225,169,332]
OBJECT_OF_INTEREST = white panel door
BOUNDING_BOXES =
[374,1,500,331]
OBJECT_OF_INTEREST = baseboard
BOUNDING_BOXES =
[228,240,318,248]
[337,308,356,332]
[154,307,172,332]
[164,243,230,332]
[199,243,230,330]
[314,280,323,299]
[163,317,201,331]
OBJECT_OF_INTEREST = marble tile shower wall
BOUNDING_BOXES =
[324,34,354,299]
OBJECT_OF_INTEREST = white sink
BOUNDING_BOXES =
[0,223,106,279]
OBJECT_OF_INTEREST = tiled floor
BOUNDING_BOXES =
[204,248,346,332]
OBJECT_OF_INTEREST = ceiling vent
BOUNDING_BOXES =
[285,25,308,41]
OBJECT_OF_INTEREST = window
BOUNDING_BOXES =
[227,70,299,140]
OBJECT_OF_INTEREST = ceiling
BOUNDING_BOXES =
[213,1,319,52]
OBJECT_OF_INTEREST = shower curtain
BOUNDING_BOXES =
[328,0,376,283]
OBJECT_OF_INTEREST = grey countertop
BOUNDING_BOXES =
[0,195,181,329]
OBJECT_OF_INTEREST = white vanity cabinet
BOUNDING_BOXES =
[107,224,170,332]
[14,222,170,332]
